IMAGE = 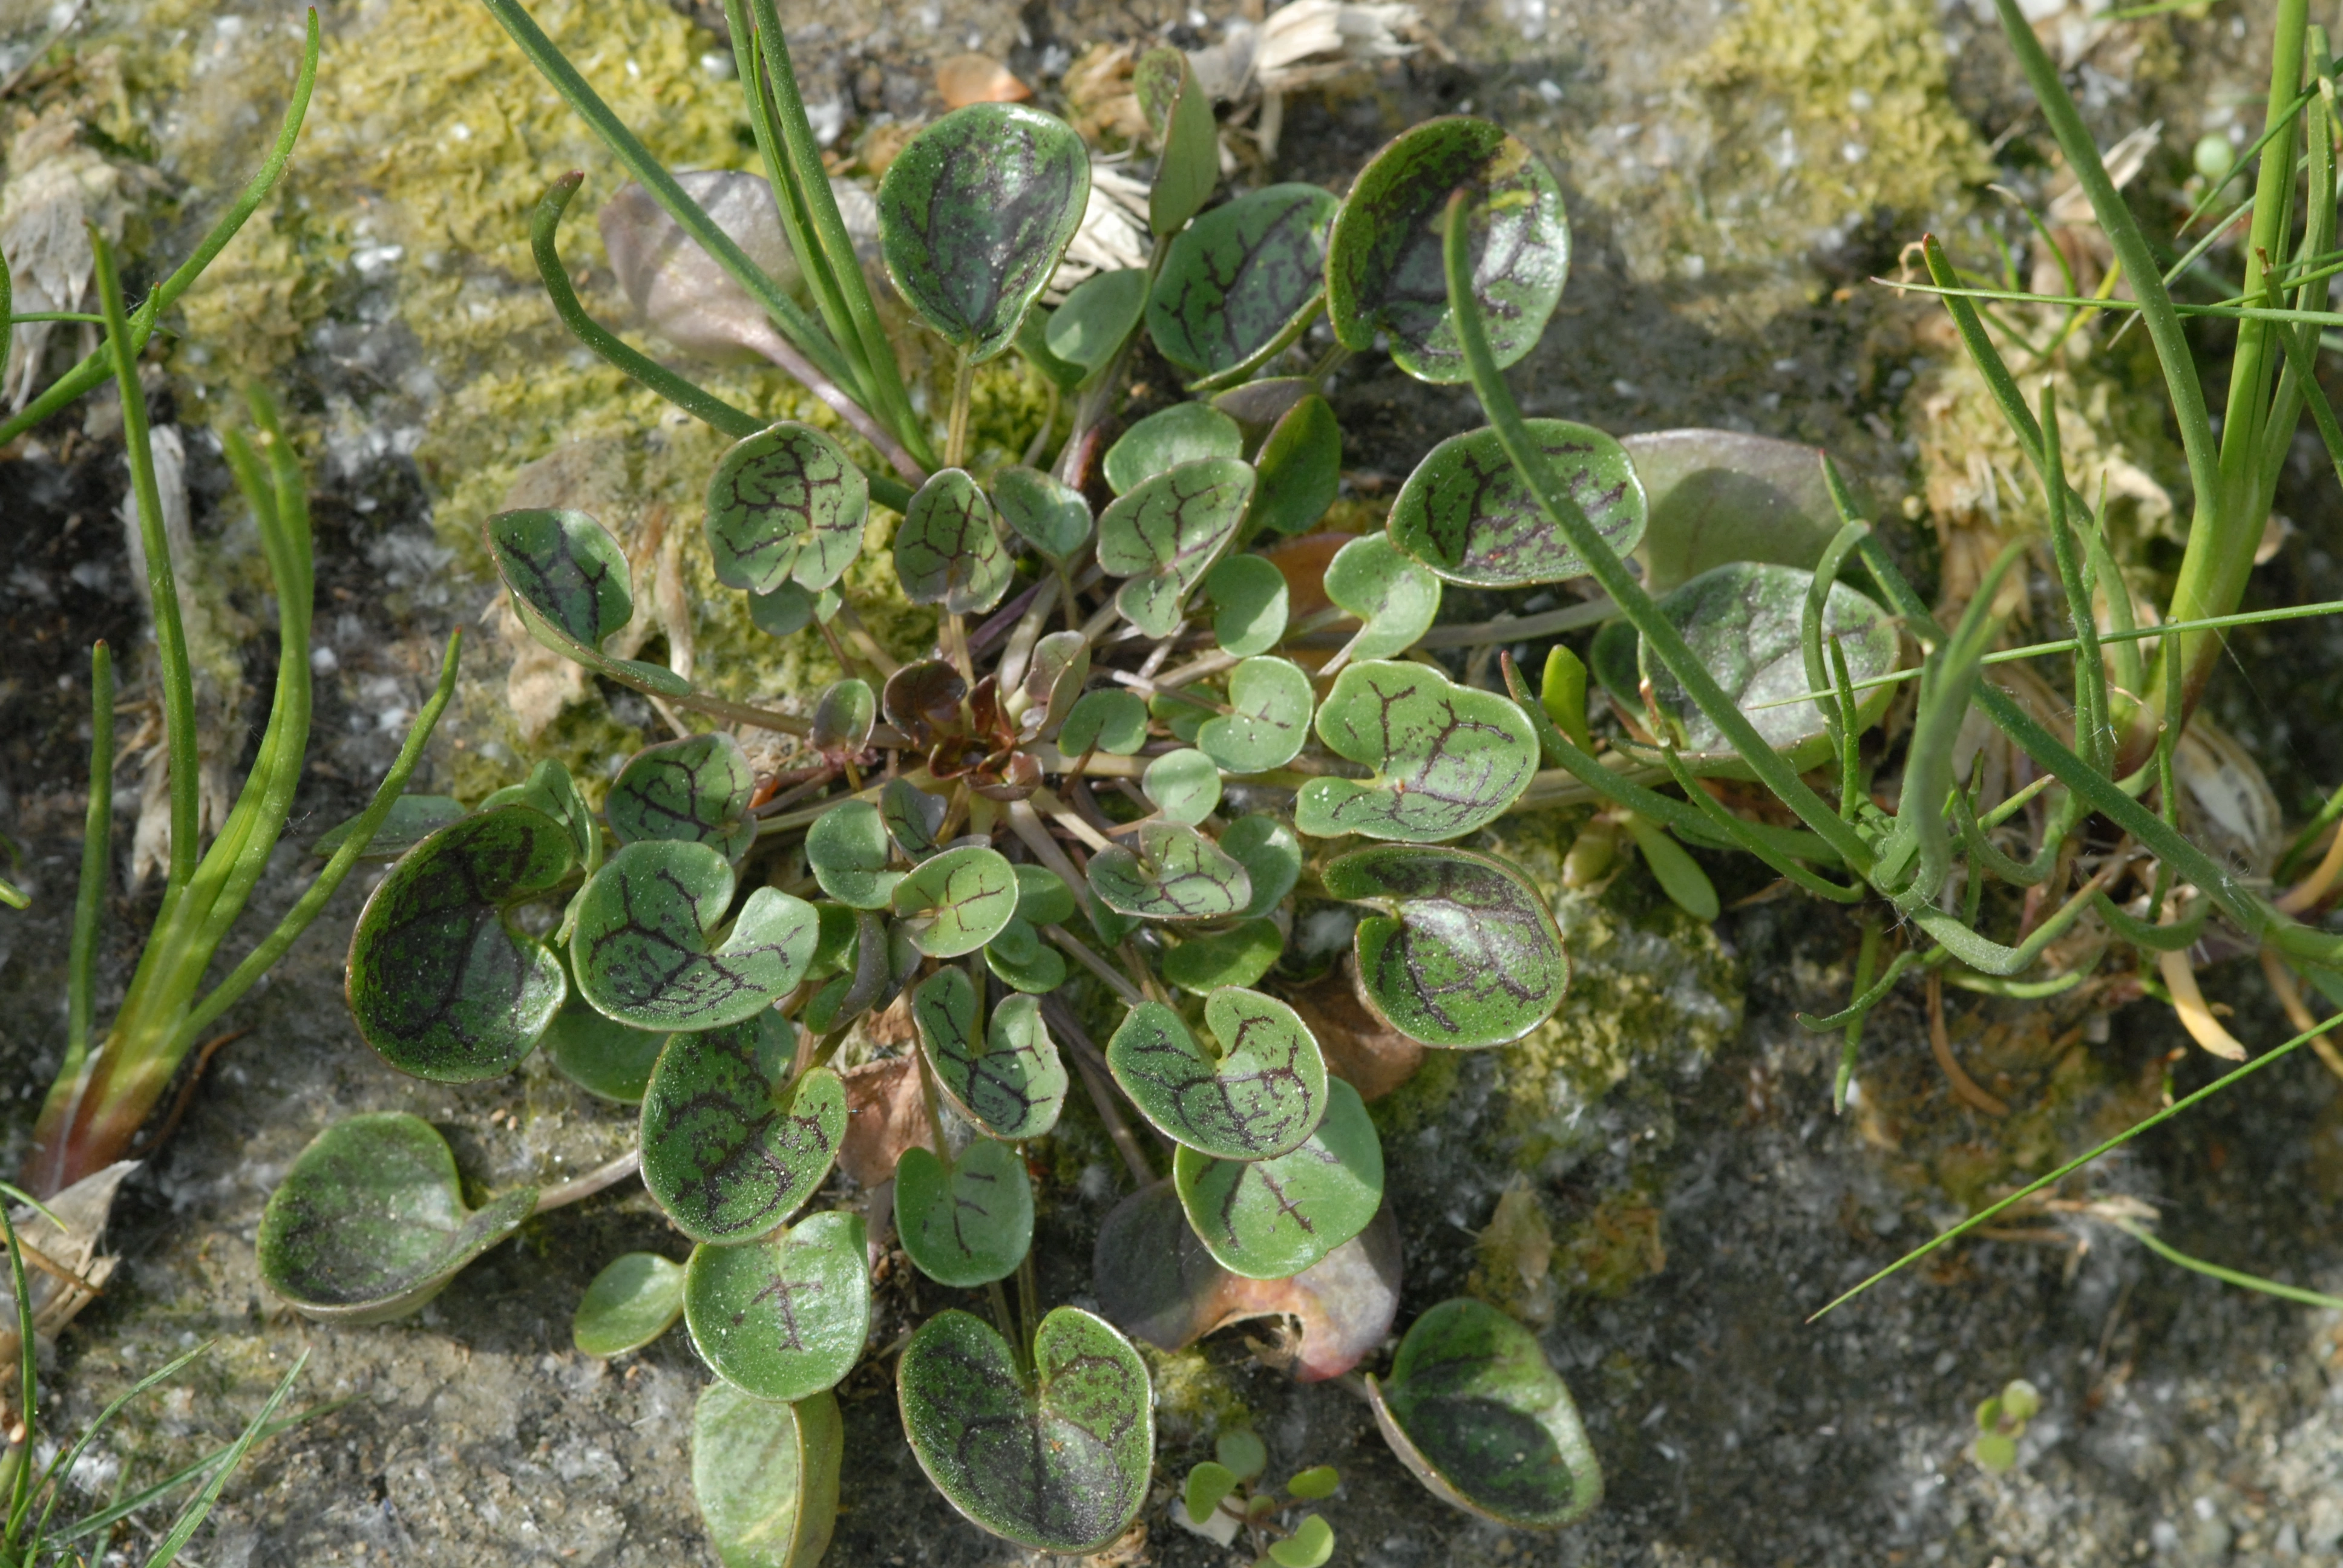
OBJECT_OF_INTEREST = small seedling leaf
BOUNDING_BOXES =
[1207,555,1290,656]
[1248,393,1342,538]
[572,841,819,1030]
[1322,844,1568,1047]
[914,969,1068,1139]
[897,1306,1153,1554]
[685,1210,871,1401]
[1017,630,1091,740]
[1173,1079,1383,1278]
[750,580,819,638]
[310,794,465,860]
[1298,662,1539,842]
[1104,403,1245,496]
[1220,815,1303,916]
[1014,863,1080,925]
[882,777,951,857]
[891,843,1020,956]
[1286,1466,1340,1501]
[896,468,1014,615]
[895,1138,1035,1287]
[1108,988,1329,1160]
[1270,1515,1335,1568]
[487,508,689,694]
[994,465,1093,564]
[1144,747,1224,825]
[706,422,869,595]
[574,1252,686,1357]
[1098,457,1256,635]
[1622,815,1718,922]
[1044,267,1149,378]
[985,915,1070,993]
[1162,917,1284,992]
[1185,1462,1238,1527]
[639,1014,845,1243]
[607,733,758,863]
[479,757,597,866]
[1149,184,1340,386]
[1388,420,1644,586]
[1539,645,1593,752]
[883,661,968,749]
[1088,821,1253,920]
[1060,688,1152,755]
[1368,1296,1603,1527]
[807,800,903,909]
[257,1112,536,1324]
[693,1381,843,1568]
[1218,1431,1269,1481]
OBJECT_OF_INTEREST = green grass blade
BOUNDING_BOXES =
[1891,538,2023,913]
[2,1206,36,1543]
[65,642,114,1067]
[25,1344,211,1555]
[139,1351,308,1567]
[45,1410,333,1547]
[2038,385,2109,774]
[2116,1218,2343,1310]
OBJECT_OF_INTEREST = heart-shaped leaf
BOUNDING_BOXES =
[310,793,466,861]
[1059,688,1150,755]
[574,1252,686,1356]
[1199,656,1313,773]
[1326,535,1441,661]
[891,844,1020,956]
[346,806,575,1083]
[882,659,969,750]
[811,679,876,757]
[1368,1298,1602,1527]
[1104,403,1245,496]
[543,948,668,1103]
[993,465,1092,564]
[706,422,869,595]
[257,1113,537,1324]
[607,733,758,862]
[684,1210,870,1401]
[1325,117,1570,384]
[1248,392,1342,538]
[750,580,820,639]
[1297,662,1539,843]
[573,841,819,1030]
[913,969,1068,1139]
[878,103,1091,361]
[896,469,1013,615]
[895,1137,1035,1287]
[1136,45,1217,237]
[1043,267,1148,381]
[693,1381,843,1568]
[1162,917,1284,992]
[1207,555,1289,656]
[1089,821,1253,920]
[1098,457,1256,635]
[1143,747,1224,825]
[806,800,902,909]
[985,916,1069,993]
[1622,428,1850,593]
[898,1306,1153,1554]
[1388,420,1645,587]
[1108,988,1329,1159]
[1096,1183,1400,1382]
[640,1016,844,1244]
[1322,844,1567,1047]
[1172,1076,1382,1278]
[1220,815,1302,916]
[487,508,689,694]
[1148,184,1340,387]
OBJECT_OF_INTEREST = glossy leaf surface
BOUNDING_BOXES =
[1199,657,1312,774]
[543,949,668,1103]
[1144,747,1224,825]
[1248,392,1342,538]
[896,468,1013,615]
[811,679,876,757]
[1220,815,1303,916]
[1173,1079,1383,1279]
[574,1252,686,1357]
[1326,535,1441,660]
[1138,45,1217,236]
[1622,428,1850,593]
[806,800,902,909]
[478,757,597,864]
[1298,662,1539,842]
[1103,403,1245,496]
[640,1015,845,1243]
[1638,563,1898,753]
[1043,267,1148,378]
[693,1382,843,1568]
[606,733,758,862]
[1322,844,1568,1047]
[1107,988,1329,1159]
[993,464,1092,563]
[1388,420,1645,587]
[311,793,466,861]
[1089,820,1253,919]
[882,778,950,857]
[1149,185,1340,385]
[895,1138,1035,1287]
[572,841,819,1030]
[985,916,1068,993]
[487,508,688,694]
[914,970,1067,1139]
[891,844,1020,956]
[1207,554,1289,656]
[685,1210,870,1401]
[1098,457,1256,635]
[706,422,868,595]
[1059,688,1150,755]
[1162,917,1283,993]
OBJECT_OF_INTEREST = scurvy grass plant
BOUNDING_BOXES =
[243,0,2343,1558]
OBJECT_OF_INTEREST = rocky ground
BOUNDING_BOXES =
[5,0,2343,1564]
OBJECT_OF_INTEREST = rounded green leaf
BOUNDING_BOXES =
[1368,1297,1602,1528]
[1199,656,1312,773]
[478,757,597,865]
[543,949,669,1103]
[310,792,466,861]
[750,580,818,638]
[1322,844,1568,1047]
[1089,821,1253,920]
[1014,630,1090,742]
[1298,662,1539,843]
[706,422,869,595]
[1108,988,1328,1159]
[346,806,575,1083]
[914,970,1068,1140]
[896,468,1013,615]
[607,733,758,862]
[1173,1078,1383,1278]
[882,777,950,858]
[1044,267,1149,377]
[1143,747,1224,825]
[1059,688,1151,755]
[877,103,1090,361]
[1622,428,1852,593]
[1326,535,1440,661]
[1219,1431,1269,1481]
[1104,403,1245,496]
[257,1112,537,1325]
[897,1306,1153,1555]
[487,508,689,694]
[1014,863,1080,926]
[1271,1515,1335,1568]
[1207,555,1289,656]
[1248,392,1342,538]
[895,1138,1035,1287]
[1185,1462,1238,1527]
[572,841,820,1030]
[1286,1466,1340,1501]
[891,844,1020,956]
[1639,562,1898,756]
[574,1252,686,1357]
[685,1210,871,1401]
[1388,420,1645,587]
[985,916,1070,993]
[994,465,1092,564]
[639,1015,846,1243]
[1221,815,1302,916]
[1098,457,1256,636]
[1325,117,1570,384]
[693,1381,843,1568]
[806,800,901,909]
[1162,917,1284,992]
[811,678,876,757]
[1149,184,1340,387]
[1622,815,1719,922]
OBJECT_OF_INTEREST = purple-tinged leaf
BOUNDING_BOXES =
[639,1013,845,1244]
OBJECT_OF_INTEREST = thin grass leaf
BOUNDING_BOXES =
[140,1351,308,1567]
[45,1410,332,1547]
[2037,385,2111,774]
[24,1344,211,1556]
[1,1206,35,1544]
[65,642,113,1069]
[2115,1217,2343,1309]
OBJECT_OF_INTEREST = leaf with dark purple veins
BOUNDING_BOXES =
[706,422,869,595]
[1087,821,1253,920]
[1322,844,1567,1047]
[992,465,1093,564]
[684,1209,870,1401]
[638,1013,845,1244]
[882,777,951,857]
[1103,403,1245,495]
[486,508,689,694]
[606,733,758,863]
[1198,656,1313,773]
[1096,457,1256,636]
[1325,117,1570,384]
[1172,1078,1383,1279]
[1149,183,1340,387]
[1388,419,1644,587]
[346,806,576,1083]
[1296,662,1539,843]
[479,756,597,865]
[897,1306,1153,1555]
[881,659,968,750]
[1368,1297,1603,1528]
[891,844,1020,956]
[896,468,1014,615]
[693,1381,842,1568]
[894,1137,1034,1287]
[914,970,1067,1140]
[571,840,820,1030]
[1107,988,1328,1159]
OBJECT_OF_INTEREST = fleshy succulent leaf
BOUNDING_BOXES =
[1326,534,1441,660]
[993,465,1093,564]
[487,508,689,694]
[1622,428,1851,593]
[606,732,758,862]
[693,1381,843,1568]
[572,841,820,1030]
[1247,392,1342,538]
[1172,1078,1383,1278]
[1059,688,1151,755]
[882,777,951,857]
[894,1137,1035,1287]
[1198,656,1313,773]
[1161,917,1285,992]
[1219,815,1303,916]
[1016,631,1091,740]
[706,422,869,595]
[1103,403,1245,496]
[1088,821,1253,920]
[1097,457,1256,635]
[1322,844,1568,1047]
[914,969,1069,1139]
[806,800,903,909]
[1138,45,1218,237]
[573,1252,686,1357]
[896,468,1014,615]
[479,757,597,866]
[883,660,968,749]
[750,580,820,638]
[1297,662,1540,842]
[985,916,1069,992]
[1043,267,1149,381]
[1207,554,1290,656]
[684,1210,870,1401]
[891,843,1020,956]
[1148,183,1340,387]
[811,678,877,757]
[1107,988,1329,1159]
[638,1014,845,1243]
[1388,420,1645,587]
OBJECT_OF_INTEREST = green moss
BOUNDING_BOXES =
[1552,1187,1667,1301]
[1141,1344,1251,1445]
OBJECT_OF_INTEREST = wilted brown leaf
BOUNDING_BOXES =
[1285,958,1423,1100]
[837,1055,933,1186]
[935,53,1030,108]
